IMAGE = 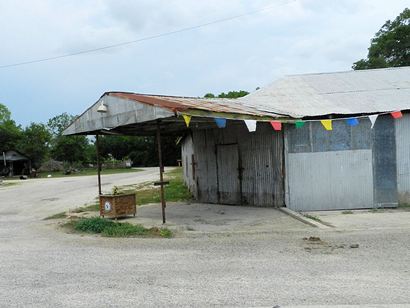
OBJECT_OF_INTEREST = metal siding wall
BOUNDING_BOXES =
[286,119,377,211]
[396,114,410,203]
[216,144,241,204]
[192,130,218,203]
[372,116,398,207]
[240,123,283,207]
[191,122,284,207]
[181,135,197,198]
[287,150,374,211]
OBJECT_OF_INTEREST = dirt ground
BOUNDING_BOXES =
[0,170,410,307]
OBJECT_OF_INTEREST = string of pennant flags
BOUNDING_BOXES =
[180,111,404,132]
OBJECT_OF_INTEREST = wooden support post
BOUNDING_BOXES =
[96,134,102,196]
[156,122,166,224]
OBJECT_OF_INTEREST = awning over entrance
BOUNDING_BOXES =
[63,92,284,137]
[63,91,285,224]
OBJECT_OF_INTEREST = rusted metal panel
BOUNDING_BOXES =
[109,92,275,117]
[396,114,410,203]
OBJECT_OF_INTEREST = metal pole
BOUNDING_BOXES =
[156,122,166,224]
[96,134,102,195]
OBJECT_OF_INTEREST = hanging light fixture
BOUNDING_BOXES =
[97,99,108,113]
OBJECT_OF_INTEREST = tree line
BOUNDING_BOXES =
[0,108,181,170]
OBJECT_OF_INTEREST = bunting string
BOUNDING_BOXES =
[180,110,404,132]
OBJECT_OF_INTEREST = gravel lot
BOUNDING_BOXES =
[0,169,409,307]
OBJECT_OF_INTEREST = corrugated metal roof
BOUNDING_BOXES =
[239,66,410,118]
[64,67,410,136]
[108,92,280,118]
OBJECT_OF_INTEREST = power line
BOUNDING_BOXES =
[0,0,295,69]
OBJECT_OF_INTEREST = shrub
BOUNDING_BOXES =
[70,217,173,238]
[102,223,147,237]
[74,217,114,233]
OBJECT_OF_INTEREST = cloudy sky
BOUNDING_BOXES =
[0,0,408,126]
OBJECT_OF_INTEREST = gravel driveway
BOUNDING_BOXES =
[0,169,409,307]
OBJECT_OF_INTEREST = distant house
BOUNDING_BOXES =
[64,66,410,211]
[1,150,31,177]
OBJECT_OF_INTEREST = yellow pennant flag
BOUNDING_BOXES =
[182,114,191,127]
[320,119,332,131]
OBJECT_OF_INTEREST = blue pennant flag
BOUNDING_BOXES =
[346,118,359,126]
[214,118,227,128]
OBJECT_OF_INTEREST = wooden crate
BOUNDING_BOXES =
[99,194,136,218]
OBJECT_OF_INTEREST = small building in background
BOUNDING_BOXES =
[1,150,31,177]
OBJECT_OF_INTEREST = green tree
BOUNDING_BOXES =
[0,103,11,123]
[98,135,180,167]
[47,113,91,164]
[17,123,51,168]
[204,93,216,98]
[47,112,75,137]
[0,103,22,153]
[353,8,410,70]
[203,90,249,99]
[51,135,90,164]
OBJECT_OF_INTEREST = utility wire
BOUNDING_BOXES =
[0,0,295,69]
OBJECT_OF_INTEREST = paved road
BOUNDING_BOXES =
[0,169,409,307]
[0,168,160,219]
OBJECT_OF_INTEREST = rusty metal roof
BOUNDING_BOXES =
[107,92,282,118]
[64,67,410,136]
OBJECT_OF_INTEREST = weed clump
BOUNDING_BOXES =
[70,217,172,238]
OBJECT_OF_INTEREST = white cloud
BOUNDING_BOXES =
[0,0,408,125]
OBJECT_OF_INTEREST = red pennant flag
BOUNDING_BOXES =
[391,111,403,119]
[270,121,282,131]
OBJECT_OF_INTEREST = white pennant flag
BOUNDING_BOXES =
[368,114,378,128]
[244,120,257,132]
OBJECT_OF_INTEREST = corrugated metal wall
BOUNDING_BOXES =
[395,114,410,204]
[183,114,400,211]
[189,122,284,207]
[181,134,197,198]
[285,115,398,211]
[372,116,397,207]
[287,150,374,210]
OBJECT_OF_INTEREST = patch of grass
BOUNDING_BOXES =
[342,210,353,214]
[398,203,410,208]
[67,217,172,238]
[44,212,67,220]
[159,228,173,238]
[37,168,143,179]
[74,217,114,233]
[303,214,322,222]
[0,181,18,188]
[71,202,99,213]
[115,167,192,205]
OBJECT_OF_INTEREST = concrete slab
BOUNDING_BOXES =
[120,203,311,234]
[304,208,410,231]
